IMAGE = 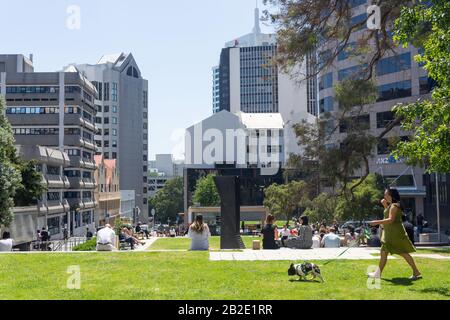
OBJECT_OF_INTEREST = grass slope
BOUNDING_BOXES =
[0,252,449,300]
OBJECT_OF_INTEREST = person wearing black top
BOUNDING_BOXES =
[40,227,50,251]
[402,215,415,245]
[416,213,424,234]
[262,214,279,250]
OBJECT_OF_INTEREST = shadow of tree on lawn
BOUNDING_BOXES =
[410,287,450,297]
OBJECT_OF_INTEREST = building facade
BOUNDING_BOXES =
[317,0,447,229]
[148,154,184,197]
[94,155,121,226]
[213,6,315,159]
[1,54,99,238]
[73,53,149,222]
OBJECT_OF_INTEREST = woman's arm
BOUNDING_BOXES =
[370,205,399,226]
[274,227,279,240]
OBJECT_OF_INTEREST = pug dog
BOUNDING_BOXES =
[288,262,324,282]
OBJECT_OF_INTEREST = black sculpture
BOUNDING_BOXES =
[214,176,245,250]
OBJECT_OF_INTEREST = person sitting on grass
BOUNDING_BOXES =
[262,214,280,250]
[0,232,14,252]
[188,215,211,251]
[290,215,313,249]
[321,227,341,248]
[96,224,117,251]
[345,225,359,247]
[367,227,381,247]
[312,231,321,248]
[280,224,291,247]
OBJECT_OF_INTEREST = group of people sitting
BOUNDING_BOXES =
[262,215,382,250]
[96,224,146,251]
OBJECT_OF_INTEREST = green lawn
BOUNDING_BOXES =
[149,236,260,251]
[0,251,449,300]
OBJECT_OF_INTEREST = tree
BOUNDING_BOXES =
[288,79,386,197]
[303,193,338,224]
[392,0,450,173]
[14,159,47,207]
[192,174,220,207]
[148,177,184,224]
[263,0,409,79]
[0,96,21,227]
[335,174,384,222]
[263,180,309,221]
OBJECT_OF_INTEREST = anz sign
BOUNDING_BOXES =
[376,156,404,165]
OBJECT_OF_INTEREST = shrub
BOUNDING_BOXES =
[73,237,97,251]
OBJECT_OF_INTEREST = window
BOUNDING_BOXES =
[338,64,368,81]
[143,133,148,140]
[66,149,81,156]
[96,105,102,112]
[95,117,102,124]
[95,140,102,147]
[143,155,148,162]
[112,117,118,125]
[112,83,118,102]
[376,53,411,76]
[112,129,117,136]
[340,115,370,133]
[350,13,367,31]
[143,144,148,151]
[143,166,148,172]
[104,105,110,113]
[112,105,118,113]
[377,111,399,129]
[112,140,117,148]
[47,166,60,175]
[104,141,110,148]
[377,81,412,102]
[104,83,110,101]
[143,112,148,119]
[378,136,409,155]
[419,76,437,95]
[82,212,92,225]
[319,73,333,90]
[47,217,60,236]
[337,42,356,61]
[319,96,334,113]
[112,152,117,159]
[104,152,110,159]
[127,66,139,78]
[64,170,81,177]
[104,117,109,124]
[47,192,61,201]
[104,129,110,136]
[143,123,148,129]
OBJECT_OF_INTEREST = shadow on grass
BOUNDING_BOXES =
[409,287,450,297]
[382,278,414,286]
[289,278,324,284]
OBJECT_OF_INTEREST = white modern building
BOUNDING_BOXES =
[185,110,284,171]
[212,6,316,158]
[71,53,149,222]
[120,190,136,221]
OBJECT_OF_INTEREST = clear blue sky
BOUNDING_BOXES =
[1,0,274,160]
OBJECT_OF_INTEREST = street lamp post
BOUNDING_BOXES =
[435,172,441,242]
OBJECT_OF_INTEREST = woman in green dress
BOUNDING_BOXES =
[368,188,422,280]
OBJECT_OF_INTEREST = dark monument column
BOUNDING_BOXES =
[214,176,245,250]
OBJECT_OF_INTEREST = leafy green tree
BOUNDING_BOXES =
[392,0,450,173]
[148,177,184,223]
[335,174,384,222]
[303,193,338,224]
[14,159,47,207]
[263,181,309,221]
[192,174,220,207]
[0,96,21,226]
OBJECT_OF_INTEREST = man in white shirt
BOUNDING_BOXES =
[321,228,341,248]
[96,224,116,251]
[0,232,14,252]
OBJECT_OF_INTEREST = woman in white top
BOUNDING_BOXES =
[280,224,291,247]
[312,231,321,248]
[188,215,211,251]
[0,232,14,252]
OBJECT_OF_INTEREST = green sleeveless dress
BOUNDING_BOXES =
[381,204,416,255]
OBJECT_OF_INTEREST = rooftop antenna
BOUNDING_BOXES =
[253,0,261,35]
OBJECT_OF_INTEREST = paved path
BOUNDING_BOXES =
[209,247,390,261]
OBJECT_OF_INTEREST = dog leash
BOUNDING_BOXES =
[322,228,373,266]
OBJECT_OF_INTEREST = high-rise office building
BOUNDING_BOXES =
[212,6,316,160]
[317,0,448,226]
[0,54,98,237]
[73,53,149,222]
[212,66,220,114]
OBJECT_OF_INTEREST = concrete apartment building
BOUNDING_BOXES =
[0,54,99,238]
[317,0,449,231]
[72,53,149,222]
[148,154,184,197]
[213,6,316,160]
